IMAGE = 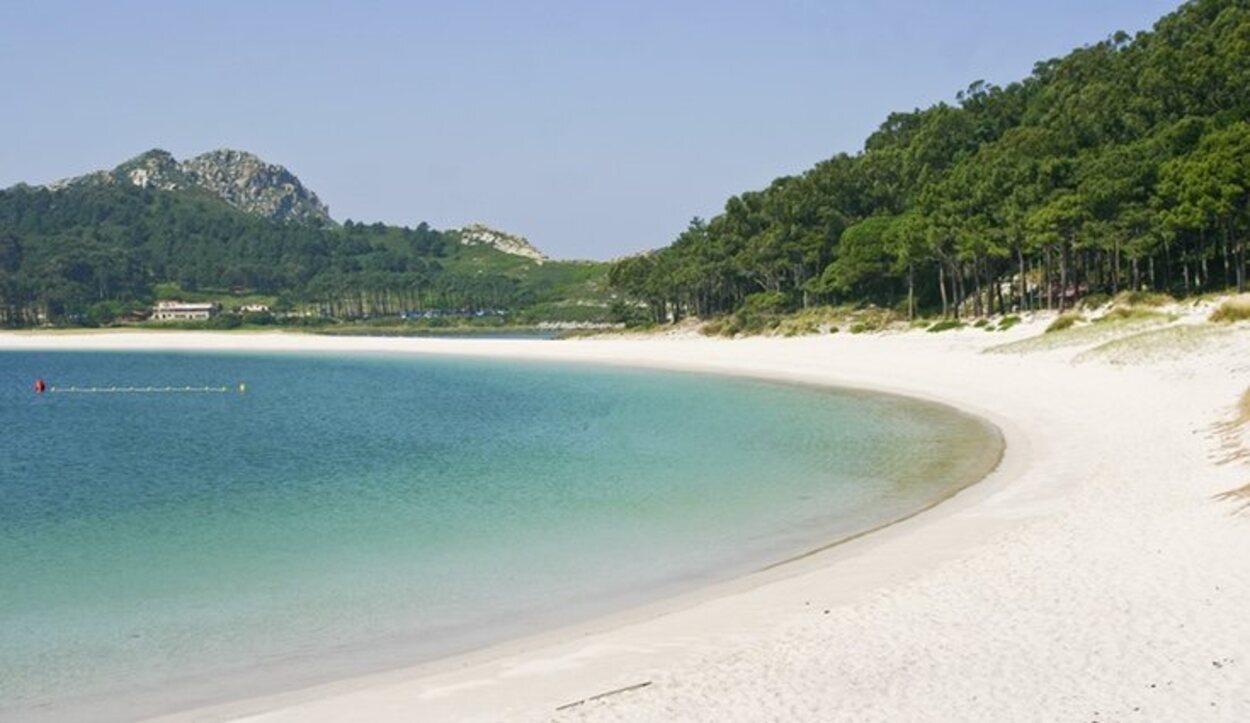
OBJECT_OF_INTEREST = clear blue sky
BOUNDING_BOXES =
[1,0,1181,259]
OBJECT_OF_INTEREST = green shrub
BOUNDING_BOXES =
[205,313,242,330]
[1045,312,1083,333]
[997,315,1022,331]
[850,323,868,334]
[927,319,965,333]
[732,291,792,334]
[973,318,989,328]
[608,301,652,327]
[1210,296,1250,323]
[739,291,792,315]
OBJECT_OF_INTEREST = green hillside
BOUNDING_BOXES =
[0,176,610,327]
[610,0,1250,325]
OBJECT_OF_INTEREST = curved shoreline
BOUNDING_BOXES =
[1,331,1021,722]
[2,342,1004,723]
[4,328,1245,723]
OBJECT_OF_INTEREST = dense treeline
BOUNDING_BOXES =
[610,0,1250,322]
[0,182,538,325]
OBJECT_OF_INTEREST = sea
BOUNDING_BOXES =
[0,350,1000,721]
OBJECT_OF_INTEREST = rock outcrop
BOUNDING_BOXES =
[457,224,546,262]
[49,148,332,224]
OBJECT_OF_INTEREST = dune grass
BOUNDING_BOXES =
[1209,295,1250,323]
[996,315,1022,331]
[1114,290,1176,307]
[926,319,965,333]
[1213,387,1250,514]
[1045,312,1084,333]
[988,311,1171,355]
[1094,306,1173,324]
[1073,323,1232,365]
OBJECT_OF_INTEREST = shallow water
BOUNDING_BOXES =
[0,350,999,720]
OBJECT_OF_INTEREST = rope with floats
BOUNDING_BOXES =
[34,379,247,395]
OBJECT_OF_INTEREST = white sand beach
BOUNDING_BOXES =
[4,311,1249,722]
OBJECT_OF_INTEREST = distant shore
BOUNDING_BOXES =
[3,309,1249,722]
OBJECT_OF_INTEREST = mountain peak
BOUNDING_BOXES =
[47,148,332,225]
[180,149,331,224]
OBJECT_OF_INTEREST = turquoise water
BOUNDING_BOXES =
[0,351,999,721]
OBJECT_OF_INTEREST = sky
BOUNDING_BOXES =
[1,0,1182,259]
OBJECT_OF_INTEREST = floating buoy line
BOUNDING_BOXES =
[33,379,247,395]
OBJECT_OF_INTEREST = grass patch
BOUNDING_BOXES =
[700,317,736,337]
[1045,312,1084,333]
[927,319,965,333]
[997,315,1022,331]
[774,305,844,337]
[1114,290,1175,307]
[1095,307,1171,323]
[1209,295,1250,323]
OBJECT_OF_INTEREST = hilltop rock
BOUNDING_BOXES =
[457,224,546,262]
[48,148,332,224]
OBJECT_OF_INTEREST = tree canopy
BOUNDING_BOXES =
[0,181,605,326]
[610,0,1250,321]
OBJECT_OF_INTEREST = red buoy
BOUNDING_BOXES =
[34,378,47,394]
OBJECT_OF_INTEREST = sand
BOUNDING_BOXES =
[3,311,1248,722]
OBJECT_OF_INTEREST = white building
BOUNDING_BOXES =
[151,301,219,321]
[239,303,271,314]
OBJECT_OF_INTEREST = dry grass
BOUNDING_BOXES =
[1114,290,1176,307]
[1094,306,1172,323]
[1209,294,1250,323]
[774,307,843,337]
[1045,312,1084,333]
[1215,483,1250,514]
[1212,387,1250,514]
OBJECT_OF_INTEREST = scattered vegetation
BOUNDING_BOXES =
[774,306,843,336]
[1095,306,1172,323]
[1209,295,1250,323]
[1046,313,1084,333]
[927,319,965,333]
[1074,323,1231,365]
[1113,290,1176,308]
[997,315,1022,331]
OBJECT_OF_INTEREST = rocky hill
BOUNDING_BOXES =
[47,148,332,224]
[456,223,547,262]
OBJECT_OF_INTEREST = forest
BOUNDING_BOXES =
[0,181,604,326]
[609,0,1250,323]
